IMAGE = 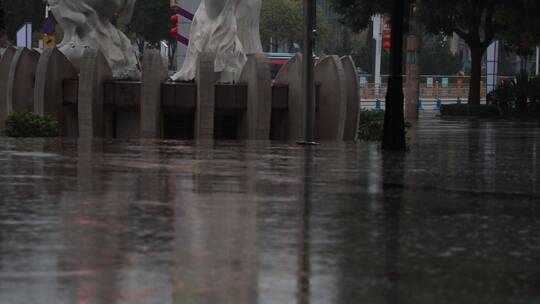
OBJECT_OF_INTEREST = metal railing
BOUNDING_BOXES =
[357,75,498,100]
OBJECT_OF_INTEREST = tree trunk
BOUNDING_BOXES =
[405,35,421,121]
[468,45,484,105]
[382,0,406,151]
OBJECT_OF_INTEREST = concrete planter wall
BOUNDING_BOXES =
[0,47,361,141]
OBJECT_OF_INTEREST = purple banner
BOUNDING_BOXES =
[171,5,194,21]
[177,35,189,46]
[179,8,194,21]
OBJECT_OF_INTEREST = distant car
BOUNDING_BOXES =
[266,52,295,79]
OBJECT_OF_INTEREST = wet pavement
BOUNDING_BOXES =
[0,114,539,304]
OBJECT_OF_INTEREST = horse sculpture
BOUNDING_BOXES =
[47,0,140,79]
[171,0,263,83]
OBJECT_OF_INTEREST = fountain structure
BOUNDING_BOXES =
[0,0,361,141]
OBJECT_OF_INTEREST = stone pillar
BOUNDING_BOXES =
[405,35,421,121]
[341,56,361,141]
[238,53,272,140]
[0,47,16,130]
[314,55,347,141]
[195,52,217,140]
[6,48,40,114]
[34,48,78,137]
[140,49,168,139]
[78,48,113,139]
[273,53,305,140]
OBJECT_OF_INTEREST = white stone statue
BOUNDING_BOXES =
[171,0,263,83]
[47,0,140,79]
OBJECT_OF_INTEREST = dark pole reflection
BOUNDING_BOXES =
[382,151,405,304]
[297,148,313,304]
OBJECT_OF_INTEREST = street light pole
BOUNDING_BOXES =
[301,0,316,144]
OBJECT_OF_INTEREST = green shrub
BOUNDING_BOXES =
[487,79,515,115]
[2,112,60,138]
[515,71,530,113]
[486,74,540,116]
[529,76,540,107]
[357,110,385,141]
[358,110,412,141]
[440,104,499,117]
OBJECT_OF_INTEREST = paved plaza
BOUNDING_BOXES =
[0,113,539,303]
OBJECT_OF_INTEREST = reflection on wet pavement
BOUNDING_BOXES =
[0,114,539,303]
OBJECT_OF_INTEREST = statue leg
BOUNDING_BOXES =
[170,4,207,82]
[171,0,248,83]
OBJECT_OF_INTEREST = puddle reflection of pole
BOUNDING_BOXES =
[297,148,313,304]
[382,152,404,304]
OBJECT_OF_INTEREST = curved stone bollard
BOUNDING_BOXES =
[78,48,113,139]
[6,48,40,115]
[238,53,272,140]
[314,55,347,141]
[34,48,78,137]
[273,53,305,140]
[340,56,361,141]
[140,49,168,139]
[0,47,16,130]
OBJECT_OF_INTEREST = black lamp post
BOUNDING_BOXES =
[382,0,406,151]
[301,0,316,144]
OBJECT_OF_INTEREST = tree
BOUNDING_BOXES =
[332,27,389,74]
[417,0,513,105]
[334,27,391,77]
[348,31,460,77]
[0,0,5,30]
[497,0,540,72]
[260,0,330,53]
[125,0,178,69]
[127,0,172,54]
[419,34,461,75]
[495,0,540,113]
[260,0,302,51]
[331,0,540,106]
[329,0,392,32]
[0,0,7,52]
[2,0,45,42]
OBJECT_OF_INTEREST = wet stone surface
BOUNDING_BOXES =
[0,114,539,303]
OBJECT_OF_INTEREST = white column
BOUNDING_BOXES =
[16,23,32,48]
[372,15,382,96]
[486,41,499,93]
[536,46,540,75]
